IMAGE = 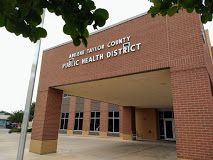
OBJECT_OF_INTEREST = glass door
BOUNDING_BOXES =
[164,119,175,140]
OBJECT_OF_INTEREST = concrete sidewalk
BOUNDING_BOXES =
[0,129,176,160]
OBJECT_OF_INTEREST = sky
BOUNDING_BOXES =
[0,1,212,113]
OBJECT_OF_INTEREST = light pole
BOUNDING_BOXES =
[16,10,46,160]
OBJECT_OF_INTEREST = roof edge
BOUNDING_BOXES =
[43,11,148,52]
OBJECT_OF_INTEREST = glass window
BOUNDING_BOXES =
[91,112,95,117]
[108,111,119,133]
[114,112,119,117]
[114,119,119,132]
[164,111,172,118]
[108,112,113,117]
[90,119,95,131]
[60,112,69,130]
[79,119,83,130]
[108,119,113,132]
[90,112,100,132]
[74,119,78,130]
[96,112,100,117]
[80,112,83,118]
[74,112,84,131]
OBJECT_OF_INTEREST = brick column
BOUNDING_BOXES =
[120,106,136,140]
[30,88,63,154]
[67,96,76,135]
[100,102,108,137]
[82,99,91,136]
[171,68,213,160]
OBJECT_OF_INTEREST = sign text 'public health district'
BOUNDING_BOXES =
[62,35,142,69]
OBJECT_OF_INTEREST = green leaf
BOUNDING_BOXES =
[81,37,88,47]
[93,9,109,29]
[0,14,5,27]
[63,24,70,35]
[94,8,109,20]
[73,37,81,46]
[85,0,96,10]
[186,8,194,13]
[36,27,47,38]
[5,19,15,33]
[148,6,160,17]
[82,29,89,38]
[168,6,178,16]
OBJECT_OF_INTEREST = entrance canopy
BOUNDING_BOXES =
[55,69,172,108]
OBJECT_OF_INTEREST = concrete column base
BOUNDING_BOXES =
[29,139,57,154]
[82,131,89,136]
[120,133,133,140]
[99,132,107,137]
[67,129,73,136]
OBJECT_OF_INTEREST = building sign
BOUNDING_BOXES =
[62,35,141,69]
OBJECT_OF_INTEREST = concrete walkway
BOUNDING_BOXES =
[0,129,176,160]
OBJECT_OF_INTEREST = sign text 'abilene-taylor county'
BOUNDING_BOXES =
[62,35,142,69]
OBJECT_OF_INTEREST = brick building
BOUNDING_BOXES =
[30,11,213,160]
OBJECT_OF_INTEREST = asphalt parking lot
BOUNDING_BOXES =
[0,129,176,160]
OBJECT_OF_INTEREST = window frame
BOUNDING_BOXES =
[108,111,119,133]
[74,112,84,131]
[60,112,69,130]
[90,111,100,132]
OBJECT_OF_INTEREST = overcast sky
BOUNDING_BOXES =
[0,1,212,113]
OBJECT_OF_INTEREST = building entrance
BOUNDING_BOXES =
[159,111,175,141]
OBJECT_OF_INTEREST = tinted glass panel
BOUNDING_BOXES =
[91,112,95,118]
[90,119,94,131]
[74,119,78,130]
[96,112,100,118]
[61,113,65,118]
[95,119,100,131]
[65,113,69,118]
[79,119,83,130]
[114,112,119,118]
[164,111,172,118]
[75,113,79,118]
[64,119,68,129]
[108,119,113,132]
[80,112,83,118]
[159,112,163,118]
[60,119,64,129]
[114,119,119,132]
[159,120,164,135]
[108,112,113,118]
[165,121,173,138]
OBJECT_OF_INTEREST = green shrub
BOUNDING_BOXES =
[8,128,21,133]
[8,128,32,134]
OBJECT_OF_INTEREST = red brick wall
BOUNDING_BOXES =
[120,107,135,135]
[171,67,213,160]
[31,88,63,140]
[67,96,76,131]
[38,11,207,92]
[82,99,91,132]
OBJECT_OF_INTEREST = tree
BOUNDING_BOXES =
[148,0,213,23]
[29,102,35,121]
[0,111,11,115]
[0,0,109,46]
[0,1,212,46]
[7,102,35,123]
[7,110,24,124]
